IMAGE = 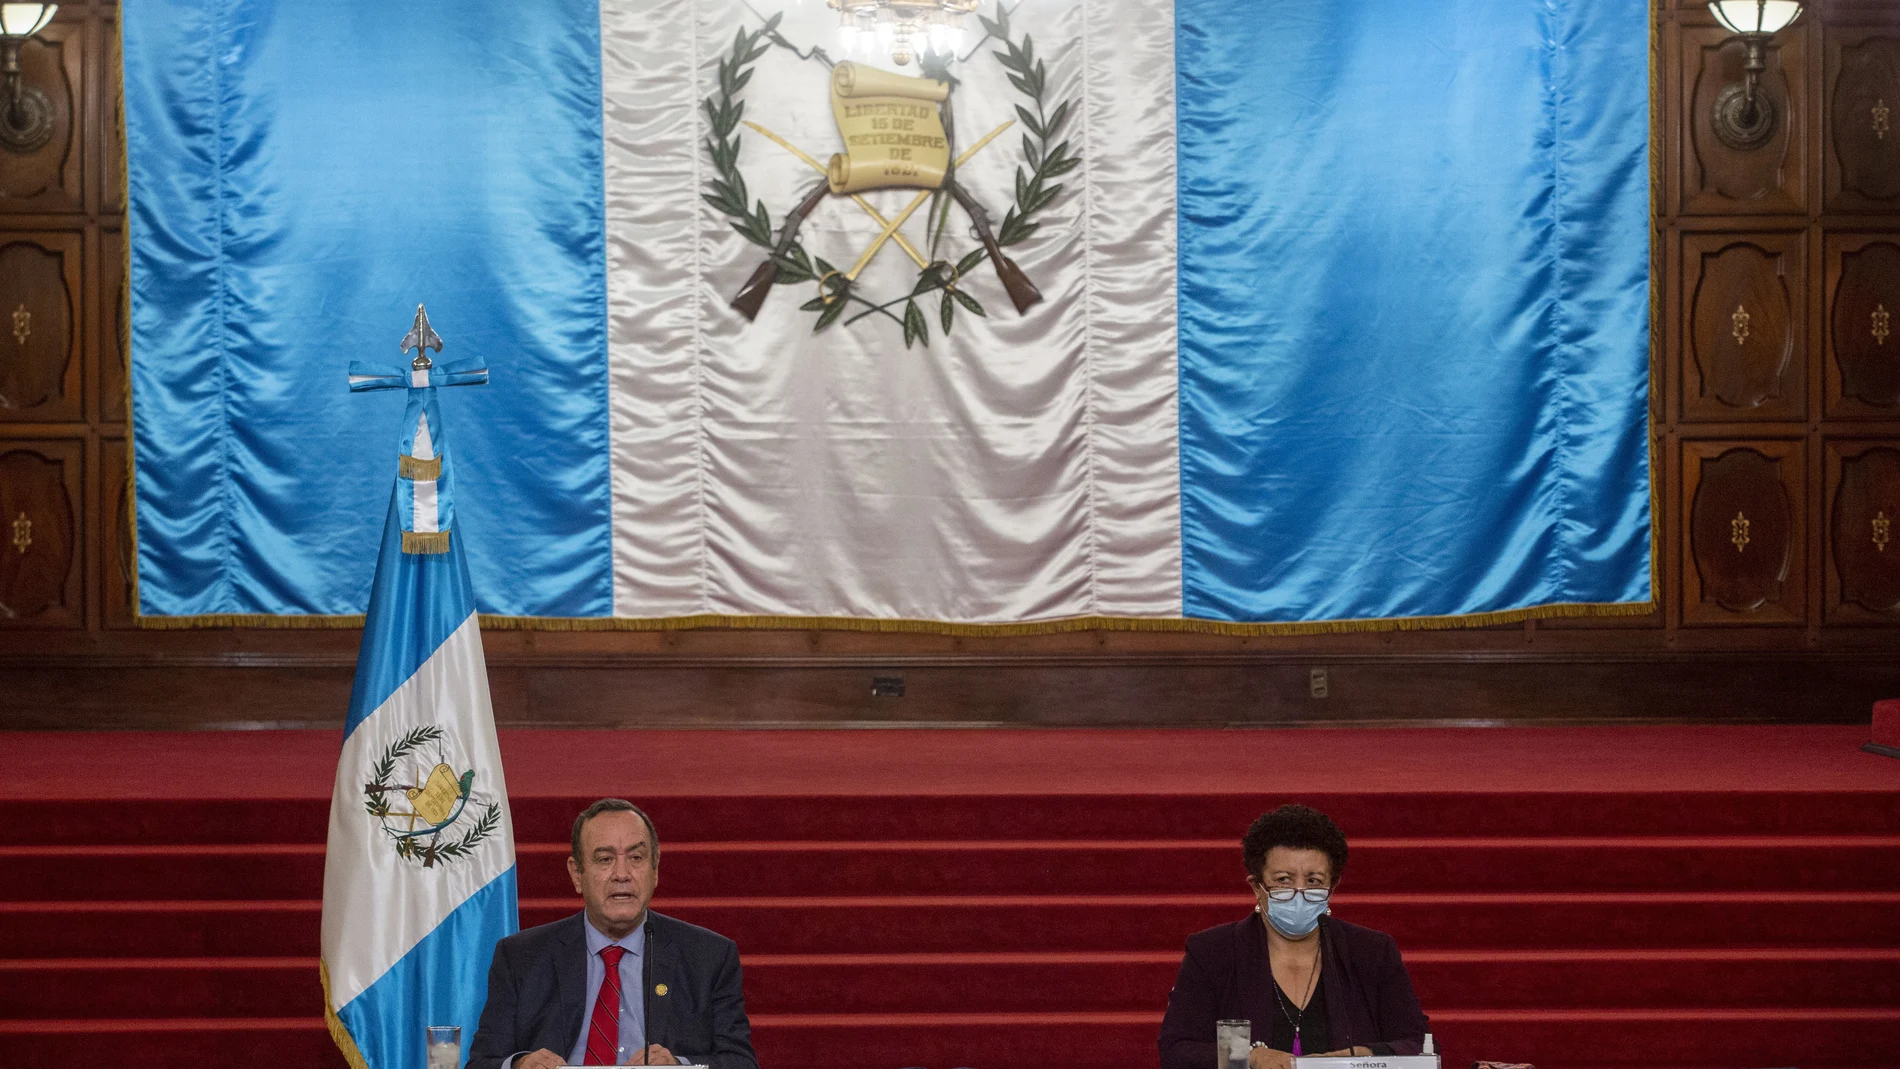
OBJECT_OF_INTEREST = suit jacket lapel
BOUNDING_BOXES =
[553,913,590,1053]
[1235,913,1274,1030]
[644,916,681,1053]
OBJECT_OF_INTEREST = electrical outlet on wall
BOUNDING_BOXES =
[1309,668,1329,699]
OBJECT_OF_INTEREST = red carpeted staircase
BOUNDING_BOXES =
[4,786,1900,1069]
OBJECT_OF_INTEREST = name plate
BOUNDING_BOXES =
[1292,1057,1439,1069]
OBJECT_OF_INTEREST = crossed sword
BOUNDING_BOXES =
[732,118,1033,319]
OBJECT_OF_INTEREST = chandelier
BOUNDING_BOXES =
[829,0,980,68]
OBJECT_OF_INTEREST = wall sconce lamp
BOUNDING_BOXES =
[0,2,57,153]
[1707,0,1805,151]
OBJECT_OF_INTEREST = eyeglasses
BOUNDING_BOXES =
[1261,887,1331,903]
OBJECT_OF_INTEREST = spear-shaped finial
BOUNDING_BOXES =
[399,304,444,371]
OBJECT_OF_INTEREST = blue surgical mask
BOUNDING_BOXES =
[1262,888,1330,938]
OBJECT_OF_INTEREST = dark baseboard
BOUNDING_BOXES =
[1,651,1893,730]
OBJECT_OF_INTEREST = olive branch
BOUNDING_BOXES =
[431,803,501,863]
[987,4,1079,247]
[706,16,784,250]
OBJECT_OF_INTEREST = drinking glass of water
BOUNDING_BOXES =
[1217,1019,1251,1069]
[425,1025,461,1069]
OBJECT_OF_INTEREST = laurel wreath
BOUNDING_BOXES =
[362,724,498,867]
[416,802,500,865]
[703,2,1077,347]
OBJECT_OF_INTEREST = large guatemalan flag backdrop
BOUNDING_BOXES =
[124,0,1652,632]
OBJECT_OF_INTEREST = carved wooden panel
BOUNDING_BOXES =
[100,227,127,423]
[1827,441,1900,623]
[1825,233,1900,417]
[1682,440,1806,625]
[102,18,124,214]
[1681,24,1809,216]
[1682,233,1805,420]
[0,18,84,212]
[1827,30,1900,212]
[0,234,82,421]
[0,441,81,627]
[101,437,134,627]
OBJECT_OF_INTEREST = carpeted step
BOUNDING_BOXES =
[8,891,1900,958]
[742,1010,1900,1069]
[11,837,1900,900]
[743,948,1900,1015]
[5,1011,1896,1069]
[12,949,1897,1021]
[756,1011,1900,1069]
[11,789,1900,846]
[0,1018,350,1068]
[6,728,1894,1069]
[650,892,1900,955]
[1426,1008,1900,1068]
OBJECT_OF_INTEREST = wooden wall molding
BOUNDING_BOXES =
[1826,438,1900,620]
[0,234,82,421]
[1826,29,1900,211]
[1683,232,1806,418]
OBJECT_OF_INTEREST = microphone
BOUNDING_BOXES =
[640,915,657,1065]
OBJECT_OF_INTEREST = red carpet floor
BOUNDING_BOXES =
[2,726,1897,1069]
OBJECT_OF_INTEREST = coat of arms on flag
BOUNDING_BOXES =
[361,724,502,869]
[710,4,1065,346]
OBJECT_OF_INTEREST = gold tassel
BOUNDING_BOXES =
[402,530,452,555]
[319,959,373,1069]
[398,455,442,480]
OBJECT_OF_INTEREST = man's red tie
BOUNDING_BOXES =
[583,944,627,1065]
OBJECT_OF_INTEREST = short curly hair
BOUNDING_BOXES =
[1242,804,1349,883]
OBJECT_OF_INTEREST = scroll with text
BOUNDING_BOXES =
[826,62,951,194]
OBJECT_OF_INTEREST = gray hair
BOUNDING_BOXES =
[570,798,660,863]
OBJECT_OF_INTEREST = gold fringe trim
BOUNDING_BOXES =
[134,611,366,630]
[121,19,144,628]
[1646,0,1664,610]
[402,530,452,555]
[398,455,442,481]
[123,600,1656,634]
[319,959,373,1069]
[472,599,1659,637]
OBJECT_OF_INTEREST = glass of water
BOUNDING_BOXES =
[1217,1019,1251,1069]
[425,1025,461,1069]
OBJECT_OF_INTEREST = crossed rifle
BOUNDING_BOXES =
[730,100,1042,321]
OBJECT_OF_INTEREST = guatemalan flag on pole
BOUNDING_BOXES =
[321,310,517,1069]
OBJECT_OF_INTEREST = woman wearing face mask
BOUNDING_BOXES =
[1157,804,1429,1069]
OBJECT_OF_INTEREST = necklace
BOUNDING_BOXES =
[1271,944,1322,1056]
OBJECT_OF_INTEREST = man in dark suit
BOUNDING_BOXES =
[468,799,757,1069]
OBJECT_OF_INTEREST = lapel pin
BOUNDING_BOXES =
[655,983,668,997]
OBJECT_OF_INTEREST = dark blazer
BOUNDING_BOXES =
[1157,913,1428,1069]
[468,911,758,1069]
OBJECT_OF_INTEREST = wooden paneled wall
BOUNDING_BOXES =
[2,1,1898,729]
